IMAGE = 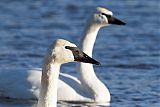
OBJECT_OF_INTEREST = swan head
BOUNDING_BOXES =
[47,39,100,65]
[91,7,126,27]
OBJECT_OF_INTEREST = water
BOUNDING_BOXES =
[0,0,160,107]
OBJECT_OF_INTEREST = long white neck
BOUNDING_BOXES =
[37,59,60,107]
[80,22,100,77]
[81,23,100,57]
[79,20,110,102]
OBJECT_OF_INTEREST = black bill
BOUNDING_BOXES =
[65,46,100,65]
[102,13,126,25]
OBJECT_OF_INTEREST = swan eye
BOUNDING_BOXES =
[65,46,70,49]
[65,46,79,54]
[101,13,111,18]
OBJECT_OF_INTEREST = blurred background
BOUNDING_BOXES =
[0,0,159,107]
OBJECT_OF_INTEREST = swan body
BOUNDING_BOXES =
[36,39,99,107]
[0,7,125,103]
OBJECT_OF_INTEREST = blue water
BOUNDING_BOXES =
[0,0,160,107]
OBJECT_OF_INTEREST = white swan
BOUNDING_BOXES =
[0,7,125,103]
[36,39,99,107]
[77,7,125,103]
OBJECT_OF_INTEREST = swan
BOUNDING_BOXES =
[77,7,125,103]
[0,7,125,103]
[36,39,99,107]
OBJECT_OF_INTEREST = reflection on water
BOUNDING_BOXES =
[0,0,160,107]
[59,101,110,107]
[0,99,110,107]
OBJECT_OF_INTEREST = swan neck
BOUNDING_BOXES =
[79,21,100,78]
[37,61,60,107]
[78,19,110,102]
[81,23,100,57]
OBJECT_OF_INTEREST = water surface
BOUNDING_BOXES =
[0,0,159,107]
